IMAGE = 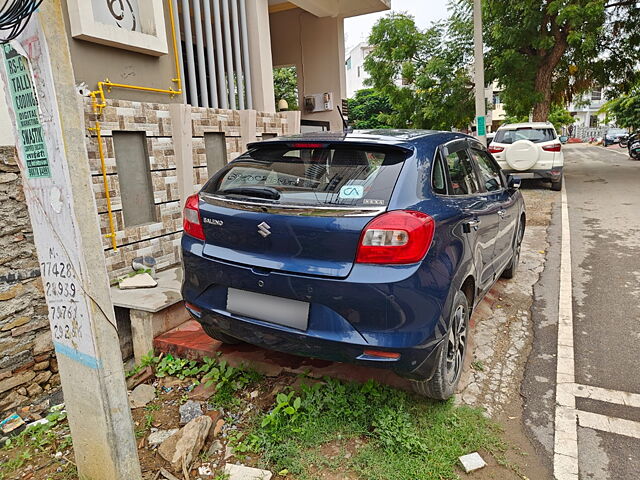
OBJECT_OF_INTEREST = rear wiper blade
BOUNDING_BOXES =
[221,186,281,200]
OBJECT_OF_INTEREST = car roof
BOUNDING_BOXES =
[497,122,554,130]
[249,129,471,150]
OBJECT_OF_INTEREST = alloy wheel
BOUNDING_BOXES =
[445,305,467,384]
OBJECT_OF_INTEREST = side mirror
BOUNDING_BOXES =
[507,175,521,190]
[559,135,569,144]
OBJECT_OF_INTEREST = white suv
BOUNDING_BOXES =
[488,122,564,191]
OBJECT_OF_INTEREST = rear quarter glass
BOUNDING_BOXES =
[202,145,408,208]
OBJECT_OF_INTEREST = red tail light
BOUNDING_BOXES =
[542,143,562,152]
[355,210,435,264]
[183,194,205,240]
[488,145,504,154]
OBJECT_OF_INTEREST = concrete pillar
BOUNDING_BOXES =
[270,10,347,131]
[170,103,195,200]
[239,109,258,151]
[0,1,141,478]
[246,0,276,113]
[282,111,301,135]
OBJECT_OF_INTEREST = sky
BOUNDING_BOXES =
[344,0,451,53]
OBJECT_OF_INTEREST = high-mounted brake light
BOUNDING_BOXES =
[183,194,205,240]
[542,143,562,152]
[355,210,435,264]
[290,143,326,149]
[488,145,504,154]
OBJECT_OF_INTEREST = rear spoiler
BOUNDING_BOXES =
[246,139,415,155]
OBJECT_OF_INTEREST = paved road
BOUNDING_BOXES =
[523,144,640,479]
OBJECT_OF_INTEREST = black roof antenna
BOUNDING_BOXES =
[337,105,353,133]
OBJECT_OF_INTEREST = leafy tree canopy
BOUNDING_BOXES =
[452,0,640,121]
[364,13,475,130]
[347,88,394,129]
[548,105,576,131]
[273,66,299,111]
[600,84,640,130]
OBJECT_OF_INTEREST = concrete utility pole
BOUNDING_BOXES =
[473,0,487,146]
[0,1,141,479]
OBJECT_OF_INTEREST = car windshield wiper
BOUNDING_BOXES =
[221,186,281,200]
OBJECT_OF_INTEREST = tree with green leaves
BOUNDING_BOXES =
[548,105,576,131]
[453,0,640,121]
[347,88,393,129]
[600,85,640,130]
[273,66,299,111]
[364,13,475,130]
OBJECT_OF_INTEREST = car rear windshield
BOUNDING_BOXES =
[202,144,408,207]
[494,127,557,144]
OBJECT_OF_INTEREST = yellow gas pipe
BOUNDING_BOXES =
[89,0,183,249]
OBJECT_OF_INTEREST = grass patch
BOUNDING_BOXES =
[234,378,505,480]
[0,410,75,480]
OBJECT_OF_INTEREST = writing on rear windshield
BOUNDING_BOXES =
[205,146,407,207]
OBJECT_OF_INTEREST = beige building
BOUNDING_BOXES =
[2,0,391,282]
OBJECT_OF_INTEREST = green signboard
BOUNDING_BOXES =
[477,115,486,137]
[2,44,51,178]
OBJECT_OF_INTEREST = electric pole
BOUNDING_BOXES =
[473,0,487,145]
[0,1,142,478]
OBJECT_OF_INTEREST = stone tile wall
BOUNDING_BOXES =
[0,146,59,413]
[85,99,296,282]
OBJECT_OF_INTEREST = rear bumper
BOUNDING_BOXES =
[181,236,451,380]
[189,309,443,380]
[503,167,563,181]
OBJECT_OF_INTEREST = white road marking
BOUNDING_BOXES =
[554,186,580,480]
[574,384,640,409]
[578,411,640,440]
[550,149,640,479]
[602,147,630,157]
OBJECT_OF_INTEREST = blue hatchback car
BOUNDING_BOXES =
[181,130,525,399]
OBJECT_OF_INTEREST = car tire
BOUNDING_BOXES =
[502,218,525,280]
[202,324,242,344]
[551,174,563,191]
[411,290,469,400]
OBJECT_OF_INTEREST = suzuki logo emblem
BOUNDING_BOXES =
[257,222,272,238]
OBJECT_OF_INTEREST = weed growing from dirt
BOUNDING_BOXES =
[233,378,506,480]
[0,410,74,480]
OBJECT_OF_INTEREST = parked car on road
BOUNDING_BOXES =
[489,122,564,191]
[181,130,526,400]
[604,127,628,147]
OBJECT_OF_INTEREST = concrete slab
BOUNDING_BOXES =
[110,267,183,313]
[118,273,157,290]
[224,463,272,480]
[459,452,487,473]
[153,320,414,391]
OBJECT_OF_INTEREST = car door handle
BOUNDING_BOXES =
[463,219,481,233]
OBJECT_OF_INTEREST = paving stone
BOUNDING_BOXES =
[459,452,487,473]
[118,273,158,289]
[223,463,273,480]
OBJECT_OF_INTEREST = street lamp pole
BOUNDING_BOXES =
[473,0,487,145]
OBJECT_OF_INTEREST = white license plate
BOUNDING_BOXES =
[515,172,536,179]
[226,288,309,331]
